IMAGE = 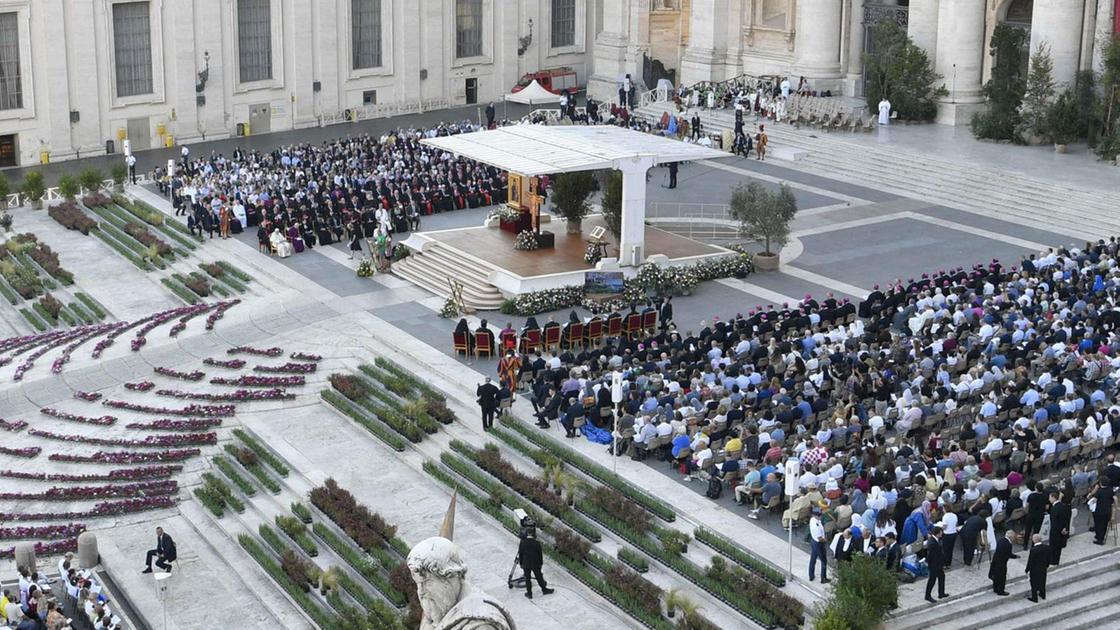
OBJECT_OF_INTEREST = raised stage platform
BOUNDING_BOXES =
[395,214,731,310]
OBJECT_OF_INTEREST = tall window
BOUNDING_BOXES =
[238,0,272,83]
[0,12,21,109]
[352,0,382,69]
[455,0,482,59]
[551,0,575,48]
[112,2,153,97]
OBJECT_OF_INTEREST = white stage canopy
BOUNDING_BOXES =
[421,125,727,268]
[503,80,563,106]
[419,124,725,177]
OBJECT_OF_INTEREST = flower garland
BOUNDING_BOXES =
[50,449,201,464]
[0,524,86,541]
[0,480,178,501]
[153,367,206,381]
[0,496,177,522]
[227,345,284,357]
[514,229,540,251]
[253,362,317,374]
[488,206,523,222]
[0,446,40,458]
[28,428,217,448]
[290,352,322,362]
[0,539,78,559]
[73,391,102,402]
[0,419,28,432]
[40,407,116,426]
[203,357,246,369]
[210,375,306,388]
[124,381,155,392]
[0,466,182,482]
[125,419,222,432]
[154,388,295,402]
[101,400,236,417]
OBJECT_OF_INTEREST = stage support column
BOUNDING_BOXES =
[617,156,657,267]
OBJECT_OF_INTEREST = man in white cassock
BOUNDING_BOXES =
[878,98,892,125]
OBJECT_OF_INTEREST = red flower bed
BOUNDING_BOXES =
[0,539,78,559]
[40,407,116,426]
[0,480,178,501]
[123,222,172,257]
[254,362,317,374]
[0,524,86,541]
[73,391,102,402]
[310,478,398,553]
[154,388,294,402]
[154,367,205,381]
[0,446,40,458]
[0,466,182,482]
[228,345,283,357]
[50,449,201,464]
[0,419,28,432]
[124,381,155,392]
[0,496,177,521]
[47,201,96,234]
[290,352,322,362]
[125,418,221,431]
[28,428,217,448]
[203,357,246,369]
[102,400,235,417]
[210,375,306,388]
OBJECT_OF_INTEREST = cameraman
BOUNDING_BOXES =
[517,522,553,599]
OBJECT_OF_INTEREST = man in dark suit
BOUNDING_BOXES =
[1024,481,1048,550]
[535,386,560,429]
[476,377,500,431]
[1025,534,1050,602]
[659,297,673,331]
[1048,492,1072,565]
[667,162,678,189]
[517,528,552,599]
[142,526,176,573]
[959,510,987,565]
[924,526,947,603]
[989,529,1018,595]
[1091,482,1114,545]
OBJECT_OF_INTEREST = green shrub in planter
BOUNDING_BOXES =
[57,175,79,202]
[22,172,44,208]
[78,168,105,194]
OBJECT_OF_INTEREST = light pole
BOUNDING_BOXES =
[783,458,802,580]
[611,371,623,474]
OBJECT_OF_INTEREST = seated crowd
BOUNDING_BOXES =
[460,239,1120,576]
[2,553,120,630]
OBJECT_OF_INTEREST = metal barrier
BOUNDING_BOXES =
[319,98,450,126]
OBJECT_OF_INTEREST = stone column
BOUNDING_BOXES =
[1092,0,1116,74]
[908,0,941,63]
[14,542,36,572]
[617,156,657,267]
[680,0,730,85]
[844,0,866,96]
[934,0,986,125]
[795,0,844,92]
[625,0,652,87]
[588,0,631,102]
[78,532,100,569]
[1030,0,1086,87]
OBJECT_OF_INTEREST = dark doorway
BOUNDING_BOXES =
[0,134,17,167]
[465,78,478,105]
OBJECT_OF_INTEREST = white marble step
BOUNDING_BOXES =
[393,248,505,311]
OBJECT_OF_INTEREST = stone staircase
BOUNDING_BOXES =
[393,240,505,310]
[886,549,1120,630]
[636,101,1119,241]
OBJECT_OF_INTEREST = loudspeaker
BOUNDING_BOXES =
[196,95,206,107]
[313,81,321,92]
[420,69,428,81]
[69,111,80,123]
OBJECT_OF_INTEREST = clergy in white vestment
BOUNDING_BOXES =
[878,98,892,125]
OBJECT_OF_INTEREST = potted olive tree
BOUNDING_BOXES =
[551,171,597,235]
[22,171,45,209]
[57,174,79,202]
[1046,89,1081,153]
[729,181,798,271]
[0,173,9,210]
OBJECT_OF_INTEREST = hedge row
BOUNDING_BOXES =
[320,390,407,452]
[232,428,289,477]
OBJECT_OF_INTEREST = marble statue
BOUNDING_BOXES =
[407,491,516,630]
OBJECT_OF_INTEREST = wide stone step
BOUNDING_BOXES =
[1064,601,1120,630]
[393,255,505,311]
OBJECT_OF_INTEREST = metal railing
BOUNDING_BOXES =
[3,176,152,209]
[647,202,732,219]
[319,98,451,126]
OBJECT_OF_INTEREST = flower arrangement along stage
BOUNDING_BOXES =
[203,357,246,369]
[227,346,283,357]
[28,428,218,448]
[210,375,305,388]
[356,258,375,278]
[50,449,201,464]
[253,362,317,374]
[101,400,235,417]
[154,367,206,381]
[154,388,295,402]
[514,229,540,251]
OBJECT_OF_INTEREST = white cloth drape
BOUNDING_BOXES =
[0,13,22,109]
[238,0,273,82]
[113,2,153,97]
[351,0,382,69]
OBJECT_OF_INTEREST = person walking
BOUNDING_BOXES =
[518,528,553,599]
[808,511,830,584]
[939,512,958,568]
[126,154,138,184]
[1091,482,1114,545]
[485,102,496,128]
[1025,534,1050,602]
[1023,481,1047,550]
[756,124,769,161]
[667,162,678,189]
[1048,491,1071,565]
[924,526,947,603]
[989,529,1018,596]
[476,377,500,432]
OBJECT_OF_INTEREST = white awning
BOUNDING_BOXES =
[504,80,563,105]
[420,125,726,176]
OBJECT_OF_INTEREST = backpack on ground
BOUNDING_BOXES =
[705,477,723,499]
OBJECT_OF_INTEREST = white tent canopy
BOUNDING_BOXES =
[503,80,563,106]
[421,125,726,266]
[420,125,725,177]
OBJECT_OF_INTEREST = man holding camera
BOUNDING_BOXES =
[517,521,553,599]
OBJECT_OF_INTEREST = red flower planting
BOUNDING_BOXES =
[124,381,155,392]
[0,480,178,501]
[154,388,294,402]
[102,400,235,417]
[125,418,221,432]
[290,352,322,362]
[0,539,78,559]
[73,391,103,402]
[40,407,116,426]
[228,345,283,357]
[203,357,246,369]
[254,362,317,374]
[0,466,182,482]
[50,449,201,464]
[0,496,177,521]
[0,419,28,432]
[154,366,206,381]
[28,428,217,448]
[0,524,86,541]
[209,375,306,387]
[0,446,40,458]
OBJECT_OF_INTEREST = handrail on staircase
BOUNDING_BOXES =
[636,72,773,111]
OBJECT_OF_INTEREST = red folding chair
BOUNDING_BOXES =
[542,325,561,353]
[518,328,541,355]
[499,329,517,351]
[605,313,623,338]
[623,313,642,339]
[584,318,603,346]
[563,322,585,349]
[452,331,471,357]
[641,309,657,334]
[475,330,494,359]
